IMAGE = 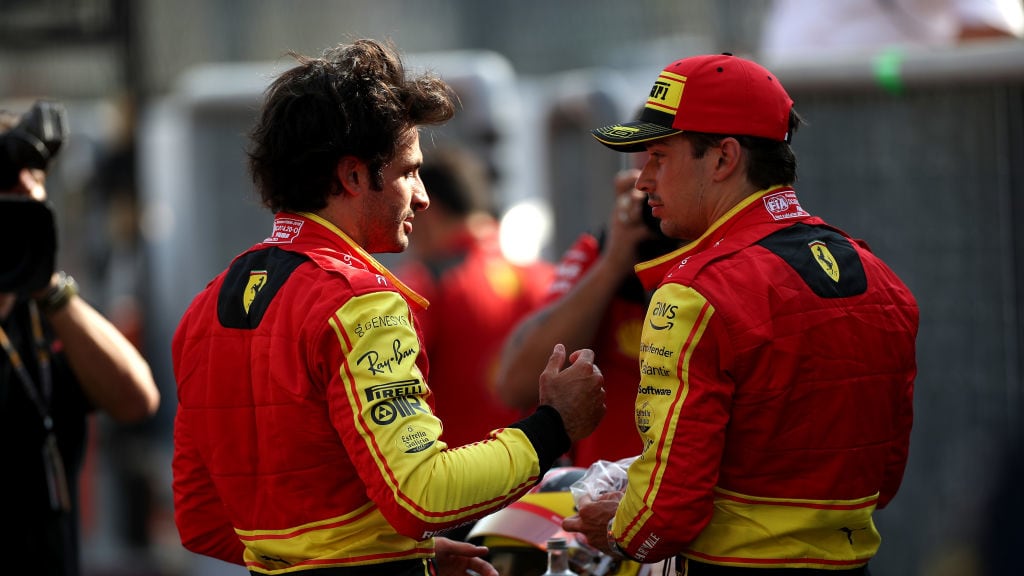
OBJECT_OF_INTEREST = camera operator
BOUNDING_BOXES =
[496,164,683,467]
[0,101,159,576]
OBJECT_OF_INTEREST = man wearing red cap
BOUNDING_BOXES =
[563,53,919,575]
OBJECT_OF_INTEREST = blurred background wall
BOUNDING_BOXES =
[1,1,1021,575]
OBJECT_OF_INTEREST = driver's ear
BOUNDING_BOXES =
[337,156,367,197]
[711,137,743,182]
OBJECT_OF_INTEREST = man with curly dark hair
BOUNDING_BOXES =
[171,39,606,576]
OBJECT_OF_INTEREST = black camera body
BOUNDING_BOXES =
[0,196,57,293]
[0,100,67,293]
[0,100,67,189]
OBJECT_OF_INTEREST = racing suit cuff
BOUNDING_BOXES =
[509,404,571,474]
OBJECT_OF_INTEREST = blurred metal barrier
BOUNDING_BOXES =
[541,68,633,256]
[770,40,1024,576]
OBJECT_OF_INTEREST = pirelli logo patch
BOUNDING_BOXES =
[364,379,423,402]
[646,70,686,115]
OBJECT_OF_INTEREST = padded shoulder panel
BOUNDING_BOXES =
[217,247,309,329]
[756,223,867,299]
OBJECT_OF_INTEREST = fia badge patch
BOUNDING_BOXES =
[762,189,809,221]
[808,241,840,282]
[243,270,267,314]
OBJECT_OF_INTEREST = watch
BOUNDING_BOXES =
[35,271,79,313]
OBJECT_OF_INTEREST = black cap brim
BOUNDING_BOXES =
[591,121,682,152]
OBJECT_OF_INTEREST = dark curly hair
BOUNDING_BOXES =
[248,39,456,213]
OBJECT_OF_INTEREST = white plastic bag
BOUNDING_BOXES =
[569,456,637,507]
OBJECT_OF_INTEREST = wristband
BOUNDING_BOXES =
[606,518,624,558]
[35,271,79,313]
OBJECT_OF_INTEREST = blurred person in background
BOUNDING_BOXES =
[760,0,1024,63]
[171,38,606,576]
[0,101,160,576]
[395,145,554,455]
[496,164,681,468]
[563,53,918,574]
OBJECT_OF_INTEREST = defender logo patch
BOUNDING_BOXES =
[809,241,840,282]
[243,270,267,314]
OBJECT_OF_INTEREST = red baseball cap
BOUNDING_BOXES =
[592,53,794,152]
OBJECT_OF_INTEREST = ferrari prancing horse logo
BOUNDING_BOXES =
[243,270,268,314]
[808,241,839,282]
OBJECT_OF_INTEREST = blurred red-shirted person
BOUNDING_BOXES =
[396,145,555,449]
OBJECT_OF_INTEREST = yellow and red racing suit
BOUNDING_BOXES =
[609,187,918,570]
[172,212,570,574]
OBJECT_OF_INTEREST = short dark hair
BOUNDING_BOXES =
[687,108,804,190]
[248,39,456,213]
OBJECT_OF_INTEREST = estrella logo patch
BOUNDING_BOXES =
[397,425,435,453]
[809,241,840,282]
[646,71,686,115]
[636,401,652,433]
[243,270,267,314]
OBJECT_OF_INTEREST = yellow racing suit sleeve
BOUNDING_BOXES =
[612,283,727,563]
[326,290,558,539]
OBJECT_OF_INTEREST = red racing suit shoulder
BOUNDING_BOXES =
[616,188,918,568]
[172,212,569,572]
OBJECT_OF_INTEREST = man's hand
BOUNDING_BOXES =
[605,168,653,273]
[538,344,606,442]
[562,491,622,556]
[434,537,498,576]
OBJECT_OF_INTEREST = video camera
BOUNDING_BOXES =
[0,99,67,189]
[0,100,67,294]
